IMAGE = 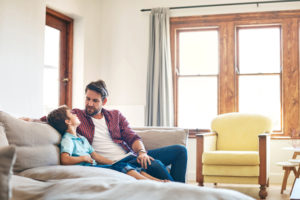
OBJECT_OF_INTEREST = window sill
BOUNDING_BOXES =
[271,135,295,140]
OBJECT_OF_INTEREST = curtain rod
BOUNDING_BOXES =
[140,0,300,12]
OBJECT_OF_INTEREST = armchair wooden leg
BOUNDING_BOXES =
[198,182,204,186]
[259,185,268,199]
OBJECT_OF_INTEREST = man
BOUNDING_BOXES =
[25,80,187,182]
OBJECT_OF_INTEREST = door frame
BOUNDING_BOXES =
[46,7,73,107]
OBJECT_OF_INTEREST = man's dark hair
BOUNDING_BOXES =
[47,105,70,135]
[85,80,109,100]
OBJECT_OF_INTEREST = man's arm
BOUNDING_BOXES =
[19,117,44,123]
[131,140,146,155]
[20,108,80,123]
[117,111,154,168]
[131,140,154,169]
[118,111,141,147]
[60,152,93,165]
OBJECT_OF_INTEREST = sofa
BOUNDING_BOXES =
[0,110,254,200]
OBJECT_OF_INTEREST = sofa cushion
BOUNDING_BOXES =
[14,146,60,172]
[0,145,16,200]
[18,165,135,181]
[0,111,61,172]
[202,151,259,165]
[133,128,188,150]
[0,123,9,147]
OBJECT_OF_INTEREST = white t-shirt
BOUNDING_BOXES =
[91,117,131,162]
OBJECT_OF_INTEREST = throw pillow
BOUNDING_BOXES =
[0,111,60,146]
[0,145,16,200]
[0,111,61,172]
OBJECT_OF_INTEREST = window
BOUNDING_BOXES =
[237,27,281,131]
[177,30,219,129]
[171,10,300,137]
[43,8,73,114]
[44,26,60,113]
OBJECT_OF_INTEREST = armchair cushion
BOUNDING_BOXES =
[211,113,272,151]
[203,165,259,177]
[202,151,259,165]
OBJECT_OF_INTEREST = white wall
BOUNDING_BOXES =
[0,0,45,118]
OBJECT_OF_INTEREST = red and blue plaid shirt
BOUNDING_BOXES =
[42,108,141,153]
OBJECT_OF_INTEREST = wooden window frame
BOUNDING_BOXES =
[46,7,73,107]
[170,10,300,138]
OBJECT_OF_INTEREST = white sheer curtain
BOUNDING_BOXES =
[145,8,174,126]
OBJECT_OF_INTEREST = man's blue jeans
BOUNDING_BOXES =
[120,144,188,183]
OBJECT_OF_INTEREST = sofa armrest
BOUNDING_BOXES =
[132,127,188,150]
[196,132,217,185]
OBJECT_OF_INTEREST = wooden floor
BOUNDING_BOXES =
[188,182,291,200]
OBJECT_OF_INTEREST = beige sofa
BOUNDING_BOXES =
[0,111,254,200]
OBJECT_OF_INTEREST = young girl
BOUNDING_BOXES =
[47,105,167,182]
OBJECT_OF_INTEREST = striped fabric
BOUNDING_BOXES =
[42,108,141,153]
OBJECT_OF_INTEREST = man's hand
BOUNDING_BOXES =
[19,117,33,122]
[137,152,154,169]
[81,155,93,164]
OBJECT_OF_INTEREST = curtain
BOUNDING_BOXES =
[145,8,174,127]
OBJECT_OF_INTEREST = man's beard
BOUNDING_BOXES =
[85,106,101,116]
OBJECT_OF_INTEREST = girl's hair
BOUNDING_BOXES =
[47,105,70,135]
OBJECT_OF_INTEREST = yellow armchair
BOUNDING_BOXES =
[196,113,272,199]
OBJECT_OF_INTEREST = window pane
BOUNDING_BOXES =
[43,26,60,115]
[179,30,219,75]
[239,75,281,130]
[44,26,60,67]
[178,77,218,129]
[238,27,281,73]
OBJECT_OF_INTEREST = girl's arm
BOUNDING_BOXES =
[60,152,93,165]
[90,152,114,165]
